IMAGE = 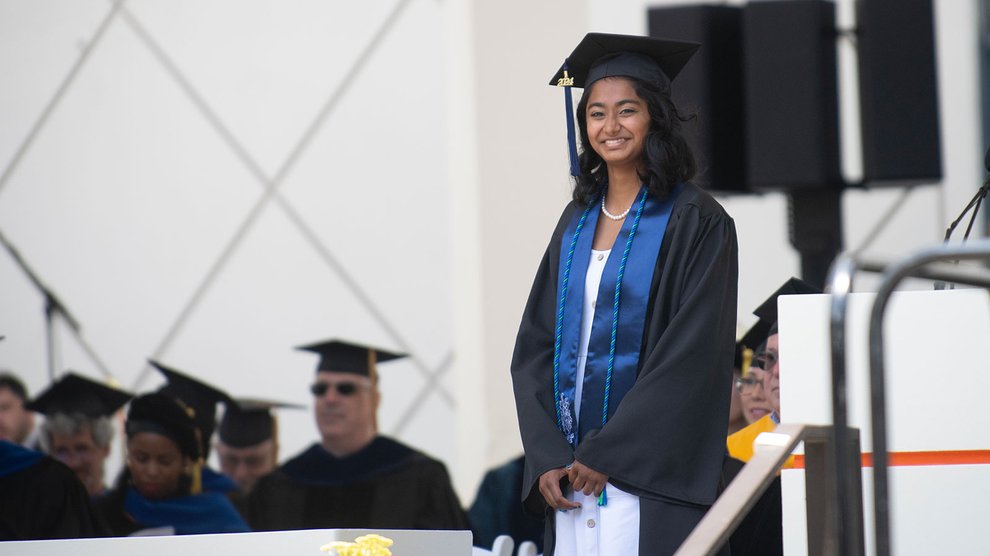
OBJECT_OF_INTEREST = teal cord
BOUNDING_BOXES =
[552,204,593,433]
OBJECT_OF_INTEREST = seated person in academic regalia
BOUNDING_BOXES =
[216,398,300,495]
[151,359,238,494]
[93,393,250,536]
[724,335,784,556]
[727,345,780,464]
[0,371,40,449]
[723,278,818,556]
[468,454,544,552]
[29,372,133,497]
[246,339,470,532]
[728,341,753,435]
[727,277,819,464]
[0,439,107,540]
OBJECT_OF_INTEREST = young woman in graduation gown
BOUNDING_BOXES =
[510,33,738,556]
[94,393,249,536]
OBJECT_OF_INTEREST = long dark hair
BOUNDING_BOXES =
[573,73,696,205]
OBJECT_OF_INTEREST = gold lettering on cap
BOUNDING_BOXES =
[557,70,574,87]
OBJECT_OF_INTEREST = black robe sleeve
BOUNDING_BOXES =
[509,202,582,514]
[512,184,739,512]
[0,456,107,540]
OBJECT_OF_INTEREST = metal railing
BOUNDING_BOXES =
[675,239,990,556]
[675,424,863,556]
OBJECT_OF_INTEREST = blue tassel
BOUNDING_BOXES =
[561,62,580,178]
[564,85,579,177]
[598,489,607,507]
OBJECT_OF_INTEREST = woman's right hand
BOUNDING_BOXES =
[538,467,582,511]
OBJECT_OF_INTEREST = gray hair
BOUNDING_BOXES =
[39,413,114,452]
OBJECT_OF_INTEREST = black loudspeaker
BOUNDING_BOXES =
[648,6,747,192]
[857,0,942,184]
[743,0,842,190]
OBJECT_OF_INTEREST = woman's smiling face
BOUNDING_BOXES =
[584,77,651,171]
[127,432,188,500]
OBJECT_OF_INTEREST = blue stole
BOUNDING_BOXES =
[553,185,680,446]
[0,440,43,477]
[200,466,237,493]
[123,488,250,534]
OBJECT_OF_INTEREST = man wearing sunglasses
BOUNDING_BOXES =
[245,339,469,533]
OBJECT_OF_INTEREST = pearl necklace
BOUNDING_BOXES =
[601,195,631,220]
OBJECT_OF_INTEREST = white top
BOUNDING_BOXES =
[574,248,610,431]
[557,247,640,556]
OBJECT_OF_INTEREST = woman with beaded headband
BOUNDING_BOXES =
[510,33,738,555]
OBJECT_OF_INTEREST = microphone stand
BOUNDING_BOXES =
[936,174,990,290]
[943,178,990,244]
[0,227,111,381]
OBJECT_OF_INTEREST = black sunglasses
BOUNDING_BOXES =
[755,351,779,371]
[310,381,361,397]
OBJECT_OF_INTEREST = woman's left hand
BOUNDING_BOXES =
[567,460,609,497]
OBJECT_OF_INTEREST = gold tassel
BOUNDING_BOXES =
[367,350,377,384]
[190,458,203,495]
[741,347,754,377]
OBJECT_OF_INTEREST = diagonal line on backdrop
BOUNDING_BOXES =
[0,0,126,199]
[268,0,415,187]
[122,0,445,396]
[389,349,455,437]
[116,7,270,186]
[275,198,455,401]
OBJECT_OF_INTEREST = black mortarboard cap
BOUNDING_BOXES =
[217,398,303,448]
[548,33,700,89]
[26,372,132,418]
[739,320,773,354]
[296,339,406,379]
[752,277,821,325]
[151,359,232,457]
[126,392,200,459]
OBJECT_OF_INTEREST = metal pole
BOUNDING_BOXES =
[825,252,858,555]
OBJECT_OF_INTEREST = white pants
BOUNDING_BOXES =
[554,483,640,556]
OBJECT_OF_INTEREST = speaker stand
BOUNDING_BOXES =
[788,189,844,289]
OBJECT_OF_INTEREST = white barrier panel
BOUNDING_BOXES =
[778,289,990,555]
[3,528,472,556]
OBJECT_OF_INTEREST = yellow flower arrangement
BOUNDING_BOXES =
[320,533,394,556]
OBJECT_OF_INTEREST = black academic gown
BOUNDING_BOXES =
[246,436,469,532]
[511,183,738,555]
[0,442,106,540]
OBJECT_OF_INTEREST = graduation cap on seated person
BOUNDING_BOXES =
[752,277,821,327]
[296,339,406,384]
[739,319,773,356]
[548,33,701,176]
[735,278,820,374]
[151,359,233,459]
[217,398,303,448]
[126,392,206,493]
[26,372,132,418]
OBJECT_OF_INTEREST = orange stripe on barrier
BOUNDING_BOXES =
[790,450,990,469]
